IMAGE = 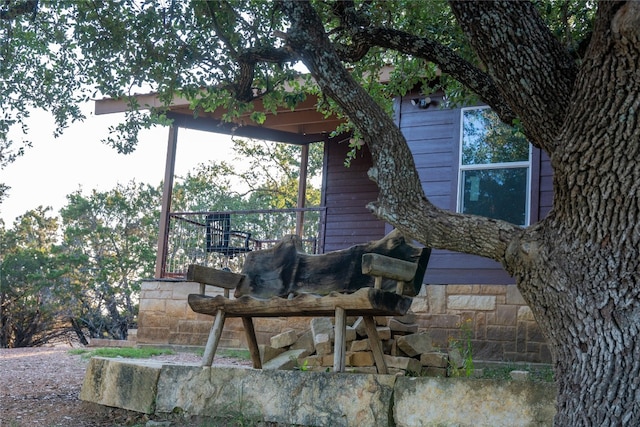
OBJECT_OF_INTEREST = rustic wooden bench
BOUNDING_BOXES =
[186,231,430,374]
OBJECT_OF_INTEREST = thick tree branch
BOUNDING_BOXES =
[281,0,521,264]
[337,26,517,129]
[449,0,577,154]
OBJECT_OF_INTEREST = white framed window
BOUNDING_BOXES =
[457,107,532,226]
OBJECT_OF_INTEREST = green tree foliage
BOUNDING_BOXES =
[0,137,321,346]
[172,137,322,241]
[58,182,160,341]
[0,207,71,347]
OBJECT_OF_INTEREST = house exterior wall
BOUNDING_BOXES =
[395,92,553,285]
[137,280,551,363]
[134,94,554,364]
[321,138,386,253]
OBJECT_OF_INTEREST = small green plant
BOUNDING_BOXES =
[299,358,310,372]
[448,319,475,377]
[68,347,174,359]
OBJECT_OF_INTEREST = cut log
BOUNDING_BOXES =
[187,264,245,290]
[188,287,413,318]
[361,253,417,283]
[234,229,430,298]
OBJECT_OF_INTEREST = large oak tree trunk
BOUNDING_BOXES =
[281,1,640,425]
[507,6,640,421]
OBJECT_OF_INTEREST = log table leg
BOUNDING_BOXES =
[242,317,262,369]
[202,309,226,367]
[363,316,388,374]
[333,307,347,372]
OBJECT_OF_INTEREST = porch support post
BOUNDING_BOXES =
[155,126,178,278]
[296,143,309,237]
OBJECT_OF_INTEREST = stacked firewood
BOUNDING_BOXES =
[259,313,465,376]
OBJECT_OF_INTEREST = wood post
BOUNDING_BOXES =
[202,309,225,366]
[363,316,388,374]
[333,306,347,372]
[296,144,309,237]
[242,317,262,369]
[155,125,178,278]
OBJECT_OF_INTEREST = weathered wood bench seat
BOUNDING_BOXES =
[186,230,430,374]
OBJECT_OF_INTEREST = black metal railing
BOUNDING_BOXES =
[160,207,326,277]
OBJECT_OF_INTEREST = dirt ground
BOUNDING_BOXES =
[0,345,251,427]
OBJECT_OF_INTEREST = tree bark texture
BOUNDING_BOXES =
[280,1,640,425]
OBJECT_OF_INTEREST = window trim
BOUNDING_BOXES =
[456,106,533,226]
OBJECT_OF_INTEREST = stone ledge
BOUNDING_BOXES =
[80,358,557,426]
[79,358,162,414]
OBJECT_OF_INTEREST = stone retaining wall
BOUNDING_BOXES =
[137,280,551,363]
[81,358,557,426]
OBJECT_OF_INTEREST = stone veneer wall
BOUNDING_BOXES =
[137,280,551,363]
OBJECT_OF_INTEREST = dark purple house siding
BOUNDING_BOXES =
[321,139,386,253]
[320,92,554,284]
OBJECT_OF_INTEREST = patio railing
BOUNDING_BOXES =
[160,207,326,277]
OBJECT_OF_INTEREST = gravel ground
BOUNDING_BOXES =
[0,345,251,427]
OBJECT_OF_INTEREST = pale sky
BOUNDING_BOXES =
[1,105,236,225]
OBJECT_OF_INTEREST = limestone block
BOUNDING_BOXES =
[156,365,248,416]
[447,295,496,311]
[139,298,166,313]
[397,333,434,357]
[394,377,556,427]
[270,329,298,349]
[348,351,375,367]
[80,358,161,414]
[262,349,309,370]
[310,317,334,340]
[409,297,429,313]
[385,339,397,356]
[388,318,418,334]
[494,304,518,326]
[225,369,397,426]
[165,299,187,318]
[393,312,417,324]
[322,354,338,367]
[259,345,286,364]
[171,282,202,299]
[420,352,449,368]
[314,333,332,356]
[376,326,392,341]
[506,285,527,305]
[345,326,357,342]
[352,317,366,336]
[350,339,371,352]
[427,285,446,313]
[375,316,389,326]
[383,355,422,373]
[290,330,315,354]
[517,306,535,321]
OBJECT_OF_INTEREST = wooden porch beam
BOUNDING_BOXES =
[296,143,309,236]
[166,112,327,145]
[155,126,178,278]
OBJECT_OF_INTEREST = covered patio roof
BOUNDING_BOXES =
[95,92,346,145]
[94,90,347,278]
